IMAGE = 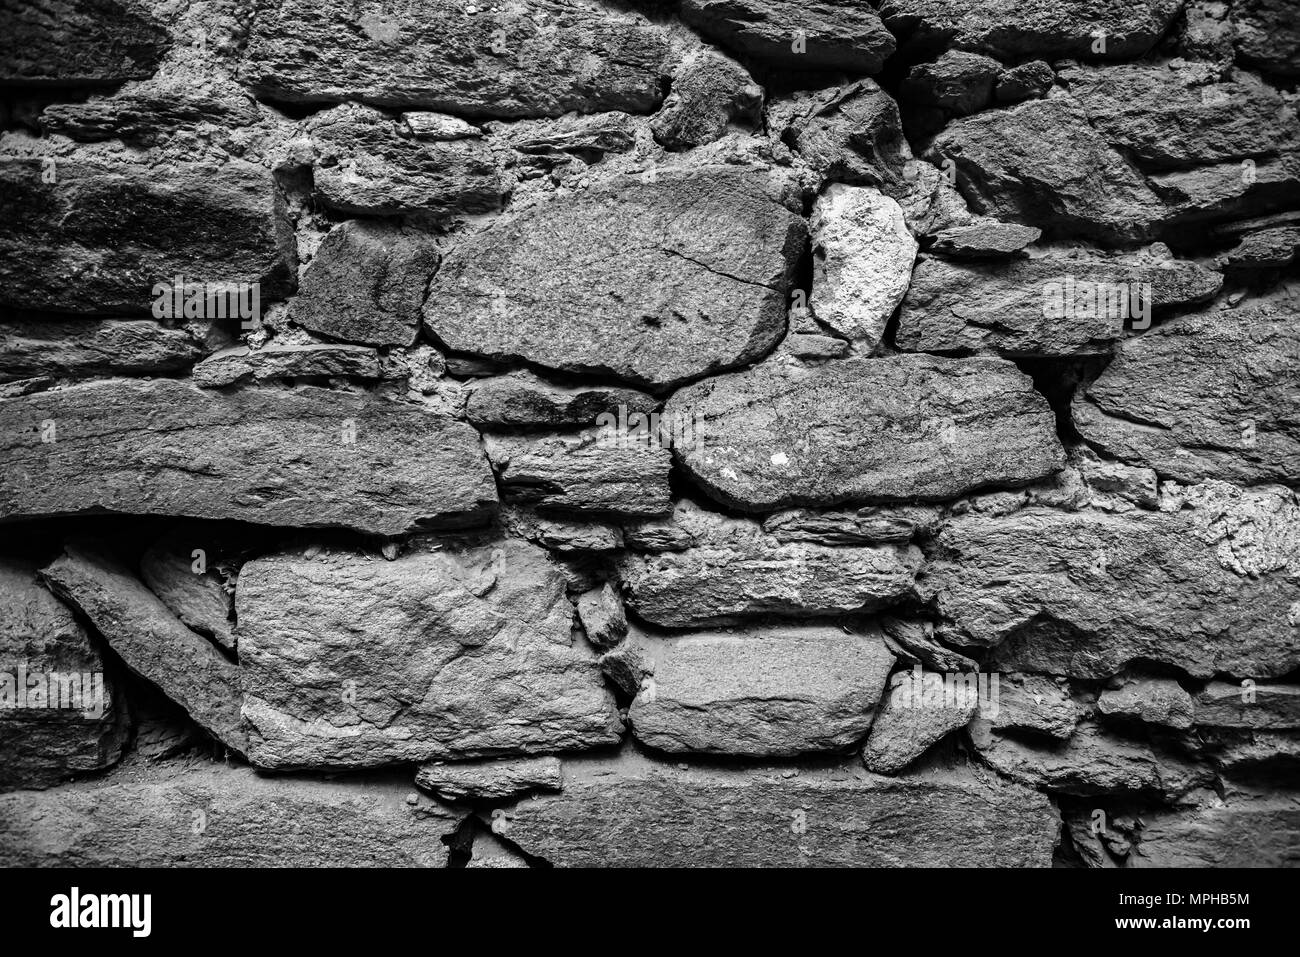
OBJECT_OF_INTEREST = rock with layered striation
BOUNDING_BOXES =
[862,669,978,773]
[424,166,805,391]
[0,558,127,790]
[0,762,462,866]
[0,0,170,87]
[0,319,203,382]
[666,355,1063,511]
[931,487,1300,679]
[927,98,1166,244]
[191,344,383,387]
[1149,154,1300,230]
[300,103,506,217]
[139,536,235,653]
[465,371,656,430]
[973,723,1214,799]
[1195,682,1300,729]
[415,756,563,802]
[0,379,497,534]
[896,253,1222,357]
[1127,788,1300,867]
[929,220,1041,258]
[488,752,1059,867]
[880,0,1182,60]
[1218,226,1300,270]
[501,507,624,553]
[239,0,671,118]
[287,220,439,348]
[879,617,978,673]
[619,506,921,628]
[577,582,627,650]
[484,428,673,518]
[985,674,1081,740]
[236,539,623,767]
[629,625,894,756]
[652,47,762,151]
[809,185,917,349]
[1060,63,1296,170]
[762,504,942,546]
[1073,295,1300,486]
[42,543,247,753]
[1098,677,1195,729]
[491,112,637,168]
[0,133,295,314]
[681,0,896,73]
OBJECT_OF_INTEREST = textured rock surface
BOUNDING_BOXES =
[0,762,461,866]
[1098,677,1195,729]
[0,558,127,790]
[0,319,203,382]
[237,540,622,767]
[862,670,978,773]
[424,167,804,390]
[191,344,383,388]
[629,625,894,756]
[652,48,762,151]
[577,582,627,649]
[0,380,497,534]
[667,355,1063,510]
[488,752,1059,867]
[1126,790,1300,867]
[139,536,236,653]
[1,0,170,87]
[465,372,656,430]
[415,756,563,802]
[43,543,248,754]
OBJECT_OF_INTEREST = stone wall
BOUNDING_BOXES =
[1,0,1298,868]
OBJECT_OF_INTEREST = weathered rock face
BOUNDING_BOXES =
[0,133,296,314]
[771,79,910,189]
[0,0,170,87]
[488,753,1060,867]
[465,372,656,430]
[896,253,1223,357]
[0,763,461,867]
[987,674,1080,740]
[902,51,1001,117]
[651,48,762,151]
[620,505,922,628]
[0,558,127,790]
[239,0,672,117]
[1234,0,1300,76]
[680,0,896,73]
[927,98,1166,243]
[300,103,507,217]
[666,355,1063,511]
[1073,297,1300,486]
[0,380,497,535]
[576,582,627,650]
[880,0,1182,60]
[929,220,1041,257]
[424,167,805,391]
[42,543,248,754]
[287,220,439,348]
[139,536,236,653]
[809,185,917,349]
[931,487,1300,679]
[1098,676,1195,729]
[629,626,895,756]
[861,669,978,773]
[415,756,563,802]
[237,540,622,767]
[0,319,204,382]
[1195,682,1300,730]
[191,344,384,388]
[762,504,942,546]
[1126,790,1300,867]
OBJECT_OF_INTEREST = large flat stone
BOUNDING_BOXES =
[666,355,1063,511]
[0,318,203,382]
[0,379,497,535]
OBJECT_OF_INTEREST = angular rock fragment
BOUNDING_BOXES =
[485,428,672,518]
[237,540,622,767]
[301,103,506,217]
[879,617,977,673]
[881,0,1182,60]
[984,674,1080,741]
[0,133,295,314]
[464,371,656,430]
[287,220,439,348]
[403,112,482,141]
[599,637,654,698]
[239,0,672,118]
[0,558,127,790]
[1148,155,1300,230]
[1217,226,1300,270]
[501,507,624,553]
[995,61,1055,104]
[0,319,203,382]
[139,536,235,653]
[490,752,1060,867]
[862,669,978,773]
[424,166,805,391]
[1234,0,1300,76]
[931,491,1300,679]
[1127,788,1300,867]
[927,98,1166,243]
[681,0,896,73]
[929,220,1041,258]
[1098,677,1195,729]
[809,185,917,349]
[0,379,497,535]
[629,625,894,756]
[42,543,247,754]
[973,723,1214,799]
[1195,682,1300,730]
[0,763,461,866]
[896,253,1223,357]
[771,79,909,188]
[1074,447,1159,511]
[1,0,170,87]
[1060,62,1296,169]
[666,355,1063,511]
[577,582,628,650]
[652,47,762,150]
[415,756,563,802]
[762,504,942,546]
[619,507,921,628]
[491,112,637,168]
[191,344,382,388]
[467,829,530,868]
[1073,295,1300,486]
[901,51,1000,116]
